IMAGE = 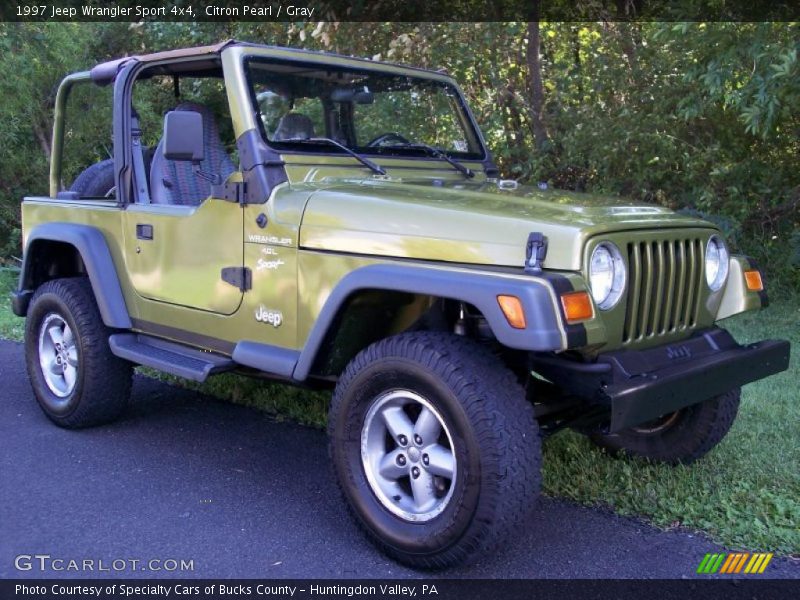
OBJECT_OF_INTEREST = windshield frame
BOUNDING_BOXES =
[243,56,488,163]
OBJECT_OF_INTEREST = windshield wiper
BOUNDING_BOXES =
[394,143,475,179]
[284,137,386,176]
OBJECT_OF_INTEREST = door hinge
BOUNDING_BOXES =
[212,181,247,204]
[221,266,252,292]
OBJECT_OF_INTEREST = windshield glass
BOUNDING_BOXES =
[245,57,485,160]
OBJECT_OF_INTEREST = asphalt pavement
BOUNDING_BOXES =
[0,339,797,580]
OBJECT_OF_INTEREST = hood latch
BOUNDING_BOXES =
[525,232,548,274]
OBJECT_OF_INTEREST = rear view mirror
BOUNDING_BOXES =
[354,88,374,104]
[331,86,374,104]
[163,111,204,162]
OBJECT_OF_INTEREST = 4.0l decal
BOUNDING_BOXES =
[256,246,285,272]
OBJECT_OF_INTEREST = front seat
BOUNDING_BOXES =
[150,102,236,206]
[273,113,316,141]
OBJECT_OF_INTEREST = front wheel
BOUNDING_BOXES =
[588,389,741,465]
[328,332,541,569]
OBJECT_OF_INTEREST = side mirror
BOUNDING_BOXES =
[163,111,204,162]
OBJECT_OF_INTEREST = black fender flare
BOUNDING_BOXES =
[15,223,132,329]
[292,263,567,381]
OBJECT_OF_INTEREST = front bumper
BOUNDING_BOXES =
[532,328,790,432]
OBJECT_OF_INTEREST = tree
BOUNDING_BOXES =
[526,19,549,152]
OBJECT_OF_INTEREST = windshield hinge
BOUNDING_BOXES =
[221,266,252,292]
[525,232,548,274]
[212,181,248,205]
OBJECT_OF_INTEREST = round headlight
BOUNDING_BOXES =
[589,242,626,310]
[705,235,729,291]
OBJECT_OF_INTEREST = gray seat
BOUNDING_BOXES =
[150,102,236,206]
[273,113,316,141]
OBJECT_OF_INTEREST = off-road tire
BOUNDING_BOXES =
[69,150,153,198]
[588,389,741,465]
[328,332,541,569]
[69,159,116,197]
[25,278,133,428]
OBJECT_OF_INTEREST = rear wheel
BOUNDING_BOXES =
[328,332,541,568]
[588,389,741,465]
[25,278,133,428]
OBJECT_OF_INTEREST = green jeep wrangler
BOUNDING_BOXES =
[11,41,790,568]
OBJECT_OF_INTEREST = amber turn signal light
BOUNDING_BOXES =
[744,270,764,292]
[497,295,526,329]
[560,291,594,323]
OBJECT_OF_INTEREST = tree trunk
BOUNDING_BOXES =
[526,20,549,152]
[615,22,638,74]
[572,25,583,97]
[614,2,639,74]
[33,121,51,159]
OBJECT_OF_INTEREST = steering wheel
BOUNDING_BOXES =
[366,132,411,147]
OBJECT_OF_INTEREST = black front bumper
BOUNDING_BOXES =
[532,328,790,432]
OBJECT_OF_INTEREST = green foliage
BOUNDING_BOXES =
[0,22,132,255]
[0,22,797,291]
[61,82,115,187]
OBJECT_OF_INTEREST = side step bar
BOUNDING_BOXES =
[109,333,235,382]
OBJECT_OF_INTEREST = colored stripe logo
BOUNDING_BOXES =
[697,552,773,574]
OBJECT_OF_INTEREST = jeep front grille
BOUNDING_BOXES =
[623,237,705,343]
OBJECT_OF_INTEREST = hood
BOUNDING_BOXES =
[299,177,713,271]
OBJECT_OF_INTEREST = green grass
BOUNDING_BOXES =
[0,269,25,341]
[138,368,330,429]
[2,269,797,554]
